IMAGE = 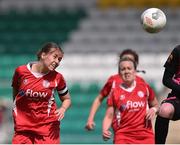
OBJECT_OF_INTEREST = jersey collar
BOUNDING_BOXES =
[27,62,49,78]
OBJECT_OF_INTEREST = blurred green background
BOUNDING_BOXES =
[0,0,180,143]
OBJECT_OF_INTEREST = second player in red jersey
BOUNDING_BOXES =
[85,49,146,130]
[12,42,71,144]
[102,58,159,144]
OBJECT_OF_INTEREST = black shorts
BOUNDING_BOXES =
[161,94,180,121]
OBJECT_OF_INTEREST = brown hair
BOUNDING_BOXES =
[119,57,137,69]
[119,49,139,65]
[36,42,64,60]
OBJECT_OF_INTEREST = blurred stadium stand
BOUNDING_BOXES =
[0,0,180,143]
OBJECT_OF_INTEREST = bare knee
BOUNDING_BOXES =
[158,103,174,119]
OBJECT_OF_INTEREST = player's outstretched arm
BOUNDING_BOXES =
[102,106,113,141]
[85,94,105,131]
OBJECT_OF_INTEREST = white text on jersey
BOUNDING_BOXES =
[26,89,48,98]
[126,101,145,109]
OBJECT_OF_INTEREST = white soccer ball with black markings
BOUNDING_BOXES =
[141,8,166,33]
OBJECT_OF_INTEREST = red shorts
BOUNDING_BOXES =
[114,137,155,144]
[12,123,60,144]
[114,131,155,144]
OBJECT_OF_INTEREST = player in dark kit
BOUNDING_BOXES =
[155,45,180,144]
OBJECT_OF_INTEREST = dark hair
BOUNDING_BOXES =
[118,57,137,74]
[119,49,139,65]
[37,42,64,60]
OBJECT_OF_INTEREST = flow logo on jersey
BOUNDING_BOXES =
[19,89,48,98]
[118,101,145,113]
[126,100,145,110]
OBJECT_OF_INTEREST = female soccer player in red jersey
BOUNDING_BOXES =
[85,49,145,130]
[102,58,159,144]
[11,42,71,144]
[155,45,180,144]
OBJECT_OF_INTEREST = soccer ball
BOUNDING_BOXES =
[141,8,166,33]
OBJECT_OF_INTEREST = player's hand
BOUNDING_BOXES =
[102,130,112,141]
[145,107,157,128]
[85,120,96,131]
[146,107,157,121]
[55,107,66,121]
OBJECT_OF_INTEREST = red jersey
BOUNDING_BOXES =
[107,80,155,144]
[100,74,145,97]
[12,63,68,135]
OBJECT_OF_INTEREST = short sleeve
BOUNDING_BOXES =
[146,84,155,101]
[100,76,114,97]
[107,89,114,106]
[12,67,20,90]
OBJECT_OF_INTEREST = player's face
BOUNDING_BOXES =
[119,60,136,86]
[42,48,63,71]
